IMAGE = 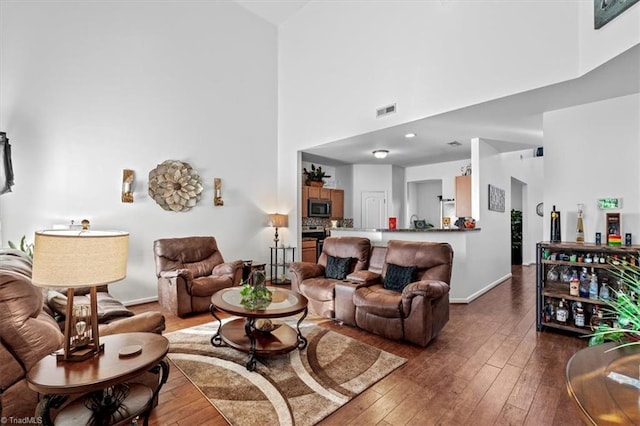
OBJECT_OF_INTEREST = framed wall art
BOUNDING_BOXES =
[594,0,639,29]
[488,184,505,212]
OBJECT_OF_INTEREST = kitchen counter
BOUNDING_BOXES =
[330,227,480,232]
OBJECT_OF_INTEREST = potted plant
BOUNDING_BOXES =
[239,270,272,310]
[588,255,640,349]
[303,164,331,187]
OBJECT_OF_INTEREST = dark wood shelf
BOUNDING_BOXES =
[540,320,593,335]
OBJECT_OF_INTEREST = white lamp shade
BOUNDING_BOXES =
[267,213,288,228]
[32,230,129,288]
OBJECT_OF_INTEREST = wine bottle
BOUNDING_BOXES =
[576,203,584,243]
[550,205,561,242]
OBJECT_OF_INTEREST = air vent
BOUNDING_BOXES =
[448,141,462,147]
[376,103,396,117]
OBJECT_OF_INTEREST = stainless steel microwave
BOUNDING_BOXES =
[308,199,332,217]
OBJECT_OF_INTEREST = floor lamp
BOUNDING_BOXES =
[32,226,129,362]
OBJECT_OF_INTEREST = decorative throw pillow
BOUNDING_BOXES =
[325,255,355,280]
[384,263,417,292]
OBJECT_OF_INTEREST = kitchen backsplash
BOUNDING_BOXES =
[302,217,353,228]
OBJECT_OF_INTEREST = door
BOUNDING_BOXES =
[361,191,386,229]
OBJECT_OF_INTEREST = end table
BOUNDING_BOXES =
[27,332,169,426]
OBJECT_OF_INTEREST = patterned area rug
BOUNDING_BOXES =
[165,317,406,426]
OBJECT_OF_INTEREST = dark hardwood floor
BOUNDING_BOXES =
[131,265,588,425]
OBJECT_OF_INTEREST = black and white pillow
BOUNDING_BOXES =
[325,255,355,280]
[383,263,417,292]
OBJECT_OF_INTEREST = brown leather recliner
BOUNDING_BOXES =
[351,240,453,347]
[289,236,371,318]
[153,236,243,317]
[0,249,166,419]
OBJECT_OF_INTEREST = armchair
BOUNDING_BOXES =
[153,236,243,317]
[289,236,371,318]
[352,240,453,347]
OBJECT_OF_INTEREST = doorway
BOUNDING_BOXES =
[361,191,386,228]
[511,178,524,265]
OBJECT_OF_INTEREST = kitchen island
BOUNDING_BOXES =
[330,227,509,303]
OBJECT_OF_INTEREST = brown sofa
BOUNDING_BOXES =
[350,240,453,347]
[0,249,166,419]
[289,236,371,318]
[291,238,453,347]
[153,236,243,317]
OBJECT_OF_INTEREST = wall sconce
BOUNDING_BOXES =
[214,178,224,206]
[121,169,134,203]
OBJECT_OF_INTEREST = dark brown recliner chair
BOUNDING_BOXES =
[289,236,371,318]
[352,240,453,347]
[153,236,243,317]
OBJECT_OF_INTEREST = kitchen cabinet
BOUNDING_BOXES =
[331,189,344,219]
[455,175,471,218]
[302,186,341,218]
[307,186,331,200]
[302,238,317,263]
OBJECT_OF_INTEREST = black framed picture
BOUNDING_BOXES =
[595,0,639,29]
[488,184,505,212]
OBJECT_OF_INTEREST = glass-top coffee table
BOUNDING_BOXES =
[210,287,308,371]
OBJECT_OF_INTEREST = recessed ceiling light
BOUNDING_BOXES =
[404,133,416,138]
[372,150,389,159]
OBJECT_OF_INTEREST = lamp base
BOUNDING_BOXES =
[56,342,104,363]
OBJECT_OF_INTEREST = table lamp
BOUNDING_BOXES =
[267,213,288,247]
[32,224,129,362]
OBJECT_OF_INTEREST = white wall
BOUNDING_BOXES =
[543,94,640,244]
[409,180,441,228]
[578,0,640,73]
[391,165,405,226]
[278,1,638,253]
[0,1,279,303]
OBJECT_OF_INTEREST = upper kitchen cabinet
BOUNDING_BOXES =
[308,186,331,200]
[455,175,471,217]
[331,189,344,219]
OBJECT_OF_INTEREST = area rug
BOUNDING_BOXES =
[165,317,406,426]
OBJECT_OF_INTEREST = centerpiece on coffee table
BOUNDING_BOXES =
[240,270,272,310]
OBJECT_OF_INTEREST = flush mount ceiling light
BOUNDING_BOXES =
[448,140,462,147]
[404,133,416,138]
[373,150,389,159]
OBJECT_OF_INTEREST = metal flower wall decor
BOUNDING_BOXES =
[148,160,203,212]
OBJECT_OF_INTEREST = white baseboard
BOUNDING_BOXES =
[450,273,512,304]
[123,296,159,307]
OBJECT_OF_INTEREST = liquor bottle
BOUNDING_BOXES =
[556,299,569,324]
[543,297,554,322]
[576,203,584,243]
[589,270,599,300]
[590,306,604,330]
[599,279,610,300]
[569,270,579,296]
[579,267,590,298]
[574,302,585,327]
[550,205,561,242]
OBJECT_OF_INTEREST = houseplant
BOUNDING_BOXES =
[239,270,272,310]
[303,164,331,187]
[588,255,640,349]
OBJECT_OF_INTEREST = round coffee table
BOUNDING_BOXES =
[210,286,308,371]
[566,341,640,425]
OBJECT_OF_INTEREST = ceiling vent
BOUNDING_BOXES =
[447,140,462,147]
[376,103,396,117]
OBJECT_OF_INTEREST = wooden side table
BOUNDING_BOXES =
[27,332,169,426]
